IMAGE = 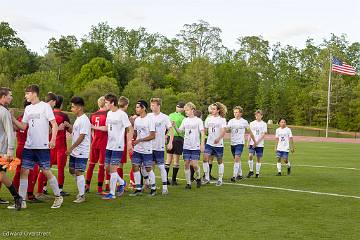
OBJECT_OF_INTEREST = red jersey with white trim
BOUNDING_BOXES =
[54,109,70,149]
[91,110,108,149]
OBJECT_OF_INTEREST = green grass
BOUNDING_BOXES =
[1,141,360,240]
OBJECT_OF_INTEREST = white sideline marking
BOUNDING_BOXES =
[51,169,360,200]
[222,161,360,171]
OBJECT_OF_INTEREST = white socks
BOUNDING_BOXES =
[76,175,85,196]
[48,176,61,196]
[203,162,210,181]
[158,164,168,190]
[141,166,149,185]
[248,160,254,172]
[148,170,156,190]
[277,162,282,173]
[134,171,141,190]
[185,168,191,184]
[195,166,201,180]
[287,161,291,168]
[233,162,240,178]
[256,163,262,174]
[110,172,118,195]
[19,178,28,200]
[218,163,224,181]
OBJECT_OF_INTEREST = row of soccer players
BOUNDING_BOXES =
[0,84,295,210]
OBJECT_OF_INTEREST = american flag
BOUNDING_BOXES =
[331,57,356,76]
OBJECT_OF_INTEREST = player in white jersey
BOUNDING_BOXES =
[203,102,227,186]
[129,100,156,197]
[226,106,256,182]
[92,94,133,200]
[247,109,267,178]
[275,118,294,176]
[10,84,63,209]
[64,96,91,203]
[148,98,174,195]
[174,102,205,189]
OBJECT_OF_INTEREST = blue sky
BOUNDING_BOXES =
[1,0,359,54]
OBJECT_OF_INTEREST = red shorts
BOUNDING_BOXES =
[50,147,67,167]
[121,144,127,164]
[90,147,106,165]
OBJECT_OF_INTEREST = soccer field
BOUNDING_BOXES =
[1,140,360,240]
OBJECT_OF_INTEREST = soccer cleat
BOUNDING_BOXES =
[191,176,195,182]
[287,167,291,175]
[43,189,49,195]
[246,171,254,178]
[60,191,70,197]
[255,174,259,178]
[276,172,282,176]
[51,196,63,209]
[149,189,156,197]
[0,198,10,204]
[161,189,169,195]
[236,175,243,180]
[210,175,217,180]
[171,180,178,186]
[166,179,171,185]
[8,199,26,210]
[215,180,223,187]
[185,184,191,189]
[230,177,236,182]
[196,179,201,188]
[96,191,108,196]
[129,190,142,197]
[85,186,90,194]
[73,195,86,203]
[102,193,116,200]
[27,195,42,203]
[116,181,127,197]
[201,179,210,185]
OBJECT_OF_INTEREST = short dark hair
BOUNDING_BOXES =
[25,84,40,95]
[55,95,64,109]
[137,100,148,109]
[70,96,85,107]
[45,92,57,103]
[0,87,11,98]
[278,118,287,124]
[105,94,118,107]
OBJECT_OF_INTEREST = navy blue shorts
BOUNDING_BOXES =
[204,144,224,159]
[276,151,289,159]
[248,145,264,158]
[22,148,51,170]
[132,151,153,167]
[69,155,88,172]
[231,144,244,157]
[153,151,165,165]
[105,149,123,166]
[183,149,201,161]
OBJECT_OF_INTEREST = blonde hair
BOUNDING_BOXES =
[150,97,162,106]
[184,102,196,111]
[98,96,105,108]
[233,106,243,113]
[118,96,129,108]
[212,102,227,118]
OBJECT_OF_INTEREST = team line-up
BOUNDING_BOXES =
[0,84,295,210]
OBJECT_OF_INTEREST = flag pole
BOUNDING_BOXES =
[325,52,332,138]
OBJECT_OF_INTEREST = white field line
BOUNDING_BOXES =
[222,161,360,171]
[51,168,360,200]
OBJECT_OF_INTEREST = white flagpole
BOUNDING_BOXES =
[326,52,332,138]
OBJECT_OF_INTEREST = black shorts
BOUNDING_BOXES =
[166,136,184,155]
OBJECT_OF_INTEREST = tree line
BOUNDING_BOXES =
[0,20,359,131]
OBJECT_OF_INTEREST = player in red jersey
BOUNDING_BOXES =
[85,96,108,194]
[12,99,41,203]
[51,95,71,196]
